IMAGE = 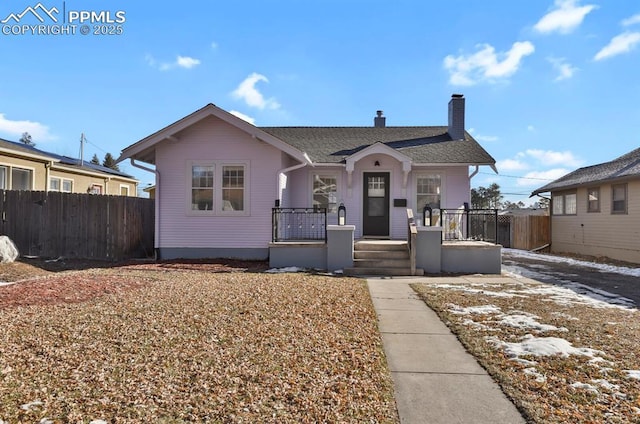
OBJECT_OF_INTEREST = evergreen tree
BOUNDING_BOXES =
[102,153,120,171]
[90,154,100,165]
[19,132,35,146]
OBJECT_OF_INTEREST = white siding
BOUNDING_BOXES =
[156,115,285,249]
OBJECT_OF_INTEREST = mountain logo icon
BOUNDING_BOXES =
[1,3,59,24]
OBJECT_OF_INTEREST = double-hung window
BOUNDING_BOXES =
[11,168,33,190]
[189,161,248,215]
[552,192,576,215]
[312,174,338,213]
[587,187,600,212]
[612,183,627,214]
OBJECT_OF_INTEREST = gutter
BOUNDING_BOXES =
[276,152,313,206]
[129,159,160,258]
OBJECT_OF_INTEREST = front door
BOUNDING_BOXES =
[363,172,390,237]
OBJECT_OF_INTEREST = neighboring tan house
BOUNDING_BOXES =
[531,147,640,264]
[118,94,498,266]
[0,138,138,196]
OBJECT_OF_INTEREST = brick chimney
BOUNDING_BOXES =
[374,110,386,128]
[447,94,465,140]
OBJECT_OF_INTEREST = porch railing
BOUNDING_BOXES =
[423,206,499,243]
[272,207,327,242]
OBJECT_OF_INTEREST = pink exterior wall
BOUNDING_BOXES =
[155,115,286,250]
[284,153,471,240]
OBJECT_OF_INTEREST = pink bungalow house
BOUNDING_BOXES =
[118,94,500,274]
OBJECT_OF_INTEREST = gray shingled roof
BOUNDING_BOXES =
[259,126,496,165]
[531,147,640,195]
[0,137,134,178]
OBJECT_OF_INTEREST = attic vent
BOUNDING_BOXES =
[374,110,386,128]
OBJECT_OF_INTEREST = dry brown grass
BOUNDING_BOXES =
[0,265,398,423]
[412,276,640,424]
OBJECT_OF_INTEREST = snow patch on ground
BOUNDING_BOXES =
[487,334,604,360]
[447,304,501,315]
[514,284,634,310]
[432,284,526,298]
[20,400,43,411]
[497,314,567,332]
[265,266,307,273]
[625,370,640,380]
[570,381,599,393]
[523,367,547,383]
[504,248,640,278]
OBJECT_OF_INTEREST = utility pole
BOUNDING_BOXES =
[80,133,85,166]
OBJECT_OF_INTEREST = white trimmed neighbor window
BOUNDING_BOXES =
[552,192,576,215]
[89,184,103,195]
[312,174,339,213]
[612,183,627,214]
[50,177,73,193]
[10,167,33,190]
[0,166,7,189]
[120,185,130,196]
[189,161,249,215]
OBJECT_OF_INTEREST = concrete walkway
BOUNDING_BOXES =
[367,277,526,424]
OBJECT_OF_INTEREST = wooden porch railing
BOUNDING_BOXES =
[406,209,417,276]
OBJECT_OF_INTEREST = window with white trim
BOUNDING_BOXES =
[188,161,249,215]
[0,166,7,189]
[416,174,441,211]
[89,184,103,195]
[552,192,576,215]
[120,185,130,196]
[50,177,73,193]
[612,183,627,214]
[312,174,338,213]
[11,168,32,190]
[191,164,214,211]
[222,166,245,211]
[50,177,61,192]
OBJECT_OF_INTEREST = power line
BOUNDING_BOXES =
[478,171,554,181]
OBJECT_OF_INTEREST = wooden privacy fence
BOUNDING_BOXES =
[0,190,154,260]
[504,215,550,251]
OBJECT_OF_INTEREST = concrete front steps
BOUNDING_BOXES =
[344,240,425,276]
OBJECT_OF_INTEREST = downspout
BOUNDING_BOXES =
[130,159,160,259]
[469,165,480,179]
[45,161,53,191]
[275,152,313,207]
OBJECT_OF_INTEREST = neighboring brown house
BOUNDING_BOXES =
[0,137,138,196]
[531,147,640,264]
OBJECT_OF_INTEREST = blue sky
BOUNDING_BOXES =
[0,0,639,203]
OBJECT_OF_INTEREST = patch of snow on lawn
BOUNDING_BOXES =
[504,248,640,278]
[591,379,620,392]
[433,284,525,298]
[625,370,640,380]
[89,420,108,424]
[514,284,634,310]
[488,334,604,360]
[523,367,547,382]
[551,311,579,321]
[497,314,567,333]
[570,381,599,394]
[265,266,307,273]
[462,318,498,331]
[20,400,43,411]
[447,304,501,315]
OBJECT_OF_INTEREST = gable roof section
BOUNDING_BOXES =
[0,137,135,179]
[117,104,309,165]
[531,147,640,195]
[259,126,496,167]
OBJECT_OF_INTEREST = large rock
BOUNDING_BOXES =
[0,235,19,263]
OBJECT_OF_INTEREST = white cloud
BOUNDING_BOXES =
[525,149,583,166]
[534,0,598,34]
[594,31,640,61]
[527,125,536,131]
[0,113,55,141]
[468,128,499,142]
[229,110,255,125]
[497,158,529,172]
[211,41,218,49]
[622,14,640,27]
[145,54,201,71]
[444,41,535,86]
[547,57,578,81]
[231,73,281,110]
[517,169,571,187]
[176,56,201,69]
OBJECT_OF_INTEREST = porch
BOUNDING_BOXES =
[269,208,502,275]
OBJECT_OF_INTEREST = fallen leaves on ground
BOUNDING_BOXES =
[412,277,640,424]
[0,265,397,423]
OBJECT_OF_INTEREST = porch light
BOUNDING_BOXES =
[338,203,346,225]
